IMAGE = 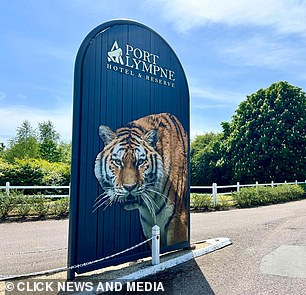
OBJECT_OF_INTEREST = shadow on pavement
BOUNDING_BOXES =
[159,258,215,295]
[105,258,214,295]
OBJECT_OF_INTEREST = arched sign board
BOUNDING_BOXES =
[68,20,190,278]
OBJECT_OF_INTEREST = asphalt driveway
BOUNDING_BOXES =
[1,199,306,294]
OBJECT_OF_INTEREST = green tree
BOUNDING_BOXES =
[224,81,306,183]
[57,142,71,164]
[190,132,230,185]
[38,120,61,162]
[5,120,39,162]
[0,143,5,158]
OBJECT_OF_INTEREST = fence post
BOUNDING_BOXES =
[212,183,218,206]
[152,225,160,265]
[271,181,274,188]
[237,182,240,192]
[285,180,287,184]
[256,181,258,188]
[5,182,10,196]
[295,180,298,185]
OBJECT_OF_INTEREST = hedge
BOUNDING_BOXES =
[0,192,69,220]
[190,193,213,210]
[0,158,70,186]
[0,158,70,196]
[190,193,233,210]
[232,184,305,208]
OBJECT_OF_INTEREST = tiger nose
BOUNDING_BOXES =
[123,183,137,192]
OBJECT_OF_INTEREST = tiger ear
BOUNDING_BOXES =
[98,125,115,145]
[144,129,158,147]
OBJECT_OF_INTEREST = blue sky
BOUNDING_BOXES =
[1,0,306,144]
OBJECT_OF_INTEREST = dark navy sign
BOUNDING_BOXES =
[68,20,190,277]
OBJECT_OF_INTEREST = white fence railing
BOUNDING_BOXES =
[191,180,306,205]
[0,182,69,198]
[1,180,305,204]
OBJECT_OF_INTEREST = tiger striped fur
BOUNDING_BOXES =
[94,113,188,248]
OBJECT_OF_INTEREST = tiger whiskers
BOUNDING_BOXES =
[92,183,167,219]
[93,192,109,211]
[145,188,169,203]
[93,186,118,204]
[100,196,115,211]
[143,192,159,210]
[137,183,167,209]
[93,191,108,203]
[92,190,123,212]
[141,192,158,223]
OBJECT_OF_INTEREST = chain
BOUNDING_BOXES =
[68,237,152,271]
[0,237,152,281]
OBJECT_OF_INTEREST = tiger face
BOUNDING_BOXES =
[94,125,164,216]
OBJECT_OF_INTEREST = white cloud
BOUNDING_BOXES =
[192,104,228,110]
[0,106,72,144]
[220,35,305,69]
[146,0,306,35]
[191,85,246,103]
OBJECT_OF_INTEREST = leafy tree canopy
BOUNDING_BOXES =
[38,120,61,162]
[2,120,71,164]
[5,120,39,162]
[190,132,229,185]
[224,81,306,183]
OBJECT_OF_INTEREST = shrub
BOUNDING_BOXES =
[0,159,44,186]
[34,159,70,195]
[0,158,70,186]
[299,183,306,194]
[0,193,18,218]
[215,195,233,210]
[15,195,33,217]
[0,191,70,220]
[50,197,69,217]
[233,185,305,208]
[32,196,50,217]
[191,193,213,210]
[36,159,70,186]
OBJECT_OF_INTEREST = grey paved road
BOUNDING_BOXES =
[0,219,68,278]
[1,200,306,294]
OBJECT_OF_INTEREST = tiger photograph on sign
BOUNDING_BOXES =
[93,113,188,248]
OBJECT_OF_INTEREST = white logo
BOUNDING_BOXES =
[107,41,124,65]
[106,40,176,88]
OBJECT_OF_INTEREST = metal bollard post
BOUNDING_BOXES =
[152,225,160,265]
